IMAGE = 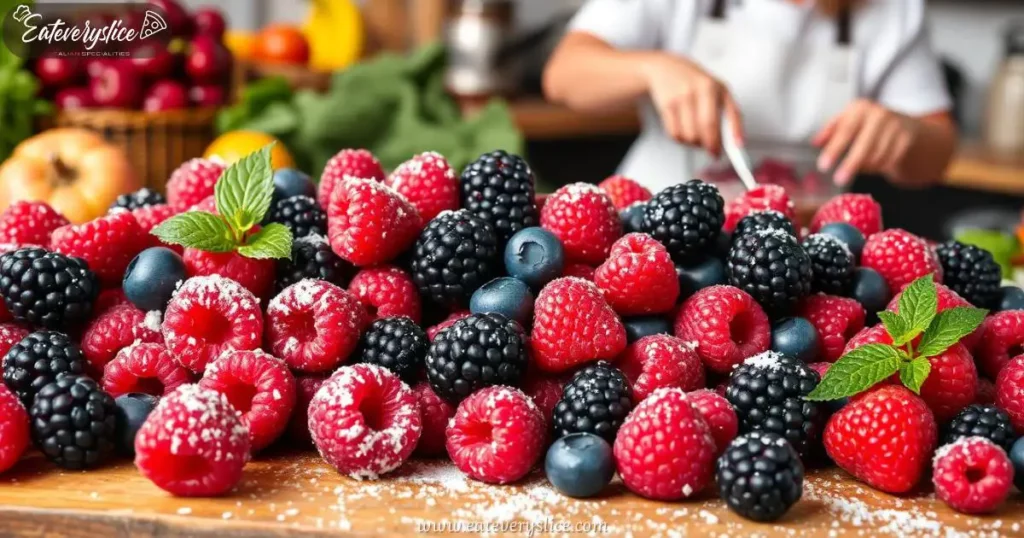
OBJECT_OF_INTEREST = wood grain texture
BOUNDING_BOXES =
[0,451,1020,537]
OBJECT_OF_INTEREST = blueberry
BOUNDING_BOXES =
[272,168,316,202]
[504,227,565,290]
[545,433,615,498]
[771,317,821,363]
[851,267,890,322]
[676,256,727,299]
[819,223,866,260]
[624,315,672,343]
[114,393,159,456]
[1011,437,1024,491]
[123,247,187,311]
[620,202,646,234]
[998,286,1024,311]
[470,277,535,326]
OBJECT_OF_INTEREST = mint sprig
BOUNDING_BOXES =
[152,144,292,260]
[807,274,986,401]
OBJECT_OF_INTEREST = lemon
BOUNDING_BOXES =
[303,0,364,72]
[204,131,296,170]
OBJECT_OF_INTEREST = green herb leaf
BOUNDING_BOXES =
[236,223,292,260]
[877,311,912,346]
[151,212,237,252]
[898,357,932,394]
[896,275,939,342]
[214,145,275,233]
[916,306,988,358]
[806,344,903,401]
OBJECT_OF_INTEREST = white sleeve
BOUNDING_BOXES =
[874,25,953,117]
[568,0,666,50]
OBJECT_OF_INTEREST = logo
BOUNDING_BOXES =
[3,3,172,58]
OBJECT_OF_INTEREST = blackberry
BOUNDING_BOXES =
[426,312,528,403]
[109,188,166,212]
[0,248,98,330]
[943,404,1017,453]
[30,375,116,470]
[802,234,854,296]
[460,150,539,243]
[727,229,812,317]
[716,432,804,522]
[274,235,355,294]
[936,241,1002,309]
[267,195,327,239]
[641,179,724,263]
[411,209,499,307]
[2,331,87,408]
[357,316,428,383]
[725,351,822,458]
[552,361,633,443]
[733,210,796,240]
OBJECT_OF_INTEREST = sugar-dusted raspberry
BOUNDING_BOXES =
[798,295,866,362]
[161,276,264,373]
[613,387,717,500]
[135,384,250,497]
[199,349,296,452]
[412,380,455,457]
[327,178,422,267]
[266,279,369,373]
[531,277,627,373]
[810,193,883,237]
[594,233,680,315]
[166,158,226,211]
[103,342,191,398]
[675,285,770,374]
[308,364,422,479]
[521,373,566,429]
[286,374,327,445]
[447,386,545,484]
[385,152,460,222]
[427,310,471,341]
[540,183,622,265]
[562,263,595,281]
[0,383,29,473]
[347,266,422,323]
[50,211,148,286]
[184,248,276,300]
[131,204,182,253]
[995,355,1024,431]
[0,201,69,245]
[724,185,796,233]
[318,148,386,207]
[81,304,163,376]
[686,388,738,456]
[933,437,1013,514]
[188,195,218,214]
[975,311,1024,379]
[617,335,704,401]
[861,229,943,292]
[0,324,29,359]
[598,175,652,210]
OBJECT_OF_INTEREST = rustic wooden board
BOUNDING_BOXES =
[0,450,1020,537]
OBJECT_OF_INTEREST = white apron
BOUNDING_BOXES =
[619,0,859,192]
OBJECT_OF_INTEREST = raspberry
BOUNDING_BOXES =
[199,349,296,452]
[594,233,679,315]
[327,178,422,266]
[183,248,276,300]
[266,279,369,373]
[674,285,770,374]
[860,229,942,292]
[348,266,422,323]
[286,374,326,445]
[385,152,459,222]
[95,288,129,316]
[810,193,883,237]
[102,342,191,398]
[975,378,996,405]
[0,324,29,359]
[80,304,163,376]
[446,386,544,484]
[427,310,470,341]
[995,355,1024,431]
[886,283,981,352]
[317,148,386,207]
[933,437,1013,514]
[687,388,738,456]
[161,275,264,373]
[843,324,893,353]
[531,277,627,373]
[166,158,226,211]
[412,380,455,457]
[130,204,181,253]
[975,311,1024,379]
[724,185,796,233]
[597,175,651,210]
[0,201,69,245]
[521,373,566,429]
[0,383,28,473]
[134,384,250,496]
[189,195,218,214]
[797,295,866,362]
[540,183,622,265]
[562,263,595,281]
[617,334,704,401]
[308,364,421,479]
[613,387,717,500]
[51,211,148,286]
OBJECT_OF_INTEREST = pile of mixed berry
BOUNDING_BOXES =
[0,144,1023,522]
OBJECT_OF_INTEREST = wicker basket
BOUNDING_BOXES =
[240,60,333,93]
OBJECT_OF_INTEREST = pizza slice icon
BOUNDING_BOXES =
[139,10,168,40]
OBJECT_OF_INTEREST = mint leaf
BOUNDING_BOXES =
[877,311,912,346]
[897,275,938,342]
[806,344,903,401]
[916,306,988,358]
[151,212,237,252]
[899,357,931,394]
[237,223,292,259]
[214,145,275,233]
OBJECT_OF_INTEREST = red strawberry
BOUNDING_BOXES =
[594,233,679,315]
[724,185,796,233]
[318,148,385,206]
[798,295,865,362]
[861,229,943,292]
[166,158,225,211]
[0,201,69,245]
[597,175,651,210]
[51,211,148,287]
[823,385,937,494]
[540,183,622,265]
[327,178,422,267]
[384,152,459,222]
[810,193,883,237]
[531,277,627,373]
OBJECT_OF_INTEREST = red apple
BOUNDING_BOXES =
[143,80,188,111]
[147,0,192,37]
[90,62,143,109]
[85,58,111,78]
[54,87,95,110]
[185,35,231,84]
[130,42,178,79]
[192,8,226,40]
[35,57,83,88]
[188,83,226,107]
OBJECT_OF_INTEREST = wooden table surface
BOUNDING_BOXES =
[0,450,1020,537]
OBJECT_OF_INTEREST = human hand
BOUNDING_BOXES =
[813,99,922,186]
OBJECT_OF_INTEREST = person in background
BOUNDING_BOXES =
[543,0,958,192]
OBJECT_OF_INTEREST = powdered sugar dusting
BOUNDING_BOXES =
[743,350,785,371]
